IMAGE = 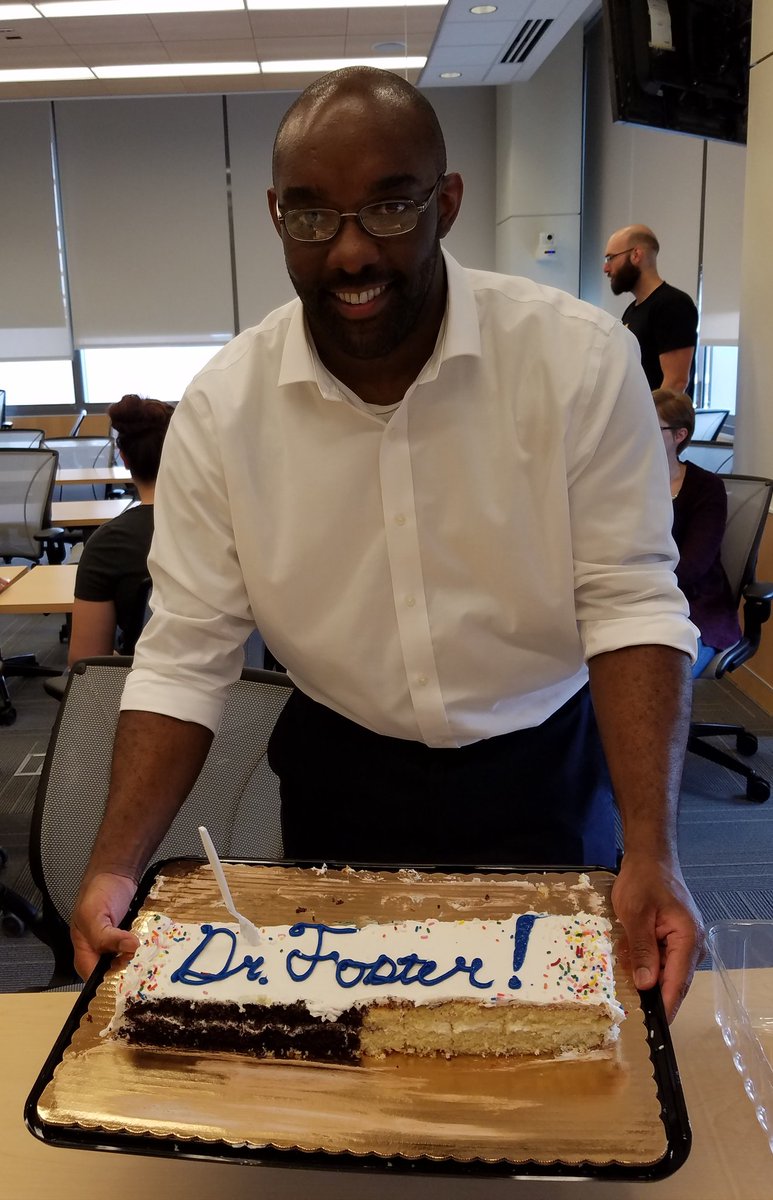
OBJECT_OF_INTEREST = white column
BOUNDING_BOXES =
[735,0,773,476]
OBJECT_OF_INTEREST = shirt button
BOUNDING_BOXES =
[405,595,416,607]
[395,513,406,526]
[417,674,428,686]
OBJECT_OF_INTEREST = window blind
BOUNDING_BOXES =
[54,96,234,347]
[0,102,71,360]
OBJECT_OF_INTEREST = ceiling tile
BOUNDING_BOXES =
[345,8,443,37]
[248,11,347,39]
[78,41,172,64]
[50,15,160,44]
[0,22,67,46]
[162,38,257,61]
[343,32,433,55]
[148,12,253,40]
[251,34,347,60]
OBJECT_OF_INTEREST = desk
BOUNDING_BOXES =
[0,564,30,589]
[56,467,131,487]
[51,498,131,527]
[1,971,770,1200]
[0,564,76,613]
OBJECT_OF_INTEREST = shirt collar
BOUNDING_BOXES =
[276,248,482,393]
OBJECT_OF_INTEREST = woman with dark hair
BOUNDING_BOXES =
[653,388,740,677]
[68,394,174,665]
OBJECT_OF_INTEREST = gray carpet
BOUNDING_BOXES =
[2,608,773,990]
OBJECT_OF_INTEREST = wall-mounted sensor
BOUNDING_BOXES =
[536,232,557,258]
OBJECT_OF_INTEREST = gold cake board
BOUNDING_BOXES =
[28,862,689,1179]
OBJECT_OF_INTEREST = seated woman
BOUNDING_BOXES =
[653,388,740,678]
[68,394,174,666]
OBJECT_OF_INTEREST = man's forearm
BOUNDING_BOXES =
[83,709,214,884]
[588,644,692,857]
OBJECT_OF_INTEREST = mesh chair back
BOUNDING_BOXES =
[692,409,729,441]
[0,428,44,448]
[31,658,292,928]
[45,435,116,501]
[0,447,58,559]
[680,441,734,474]
[719,475,773,602]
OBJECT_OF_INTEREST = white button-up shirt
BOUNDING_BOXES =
[124,252,696,746]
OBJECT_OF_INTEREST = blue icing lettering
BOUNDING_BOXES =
[170,924,267,986]
[508,914,544,989]
[285,923,493,991]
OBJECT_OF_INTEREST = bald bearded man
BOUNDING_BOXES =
[604,224,698,396]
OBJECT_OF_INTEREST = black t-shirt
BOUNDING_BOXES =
[74,503,154,654]
[622,281,698,396]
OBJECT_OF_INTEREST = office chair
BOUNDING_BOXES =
[0,428,45,449]
[2,657,293,984]
[0,448,66,726]
[688,474,773,803]
[70,409,86,435]
[44,434,116,501]
[680,441,734,474]
[692,409,730,442]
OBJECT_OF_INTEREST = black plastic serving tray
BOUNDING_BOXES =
[25,858,692,1181]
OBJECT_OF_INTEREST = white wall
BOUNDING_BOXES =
[495,23,584,295]
[735,0,773,477]
[425,86,497,273]
[581,18,703,316]
[581,15,746,357]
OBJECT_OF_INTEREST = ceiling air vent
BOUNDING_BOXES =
[501,19,553,65]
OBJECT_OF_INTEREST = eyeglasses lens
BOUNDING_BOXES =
[283,202,420,243]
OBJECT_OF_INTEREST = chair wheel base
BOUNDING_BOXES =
[1,911,26,936]
[746,776,770,803]
[737,731,759,756]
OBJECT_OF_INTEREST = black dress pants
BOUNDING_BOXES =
[267,684,617,869]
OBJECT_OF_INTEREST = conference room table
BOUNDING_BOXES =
[2,969,770,1200]
[0,564,77,613]
[0,564,30,588]
[51,498,132,527]
[55,466,131,487]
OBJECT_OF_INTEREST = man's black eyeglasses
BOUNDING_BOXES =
[277,175,445,243]
[603,246,637,265]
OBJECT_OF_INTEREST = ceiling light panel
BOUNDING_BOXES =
[0,65,94,78]
[93,59,261,74]
[0,4,41,17]
[247,1,444,9]
[260,55,426,72]
[38,0,244,14]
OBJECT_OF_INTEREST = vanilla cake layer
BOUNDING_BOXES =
[106,909,625,1062]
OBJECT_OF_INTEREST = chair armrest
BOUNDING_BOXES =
[744,581,773,605]
[741,581,773,643]
[712,581,773,678]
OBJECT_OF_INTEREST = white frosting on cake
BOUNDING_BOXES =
[106,911,625,1033]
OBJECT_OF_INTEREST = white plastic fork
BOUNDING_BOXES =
[198,825,261,945]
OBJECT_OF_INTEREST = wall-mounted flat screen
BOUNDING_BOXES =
[602,0,751,145]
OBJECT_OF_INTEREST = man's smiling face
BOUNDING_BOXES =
[270,93,453,366]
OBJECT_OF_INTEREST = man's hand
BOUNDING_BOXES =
[611,852,705,1022]
[71,871,140,981]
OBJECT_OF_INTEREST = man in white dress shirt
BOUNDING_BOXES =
[72,67,703,1021]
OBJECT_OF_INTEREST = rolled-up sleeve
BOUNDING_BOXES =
[567,322,698,663]
[120,386,256,731]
